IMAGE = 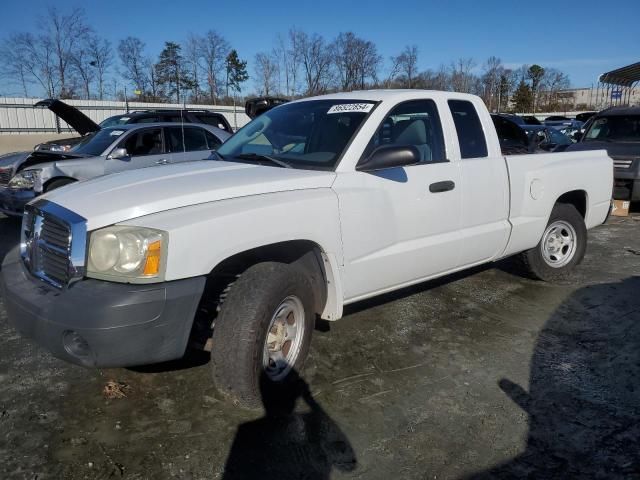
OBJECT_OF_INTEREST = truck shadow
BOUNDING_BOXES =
[466,276,640,479]
[222,370,357,479]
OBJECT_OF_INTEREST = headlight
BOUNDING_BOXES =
[87,226,168,282]
[8,169,42,191]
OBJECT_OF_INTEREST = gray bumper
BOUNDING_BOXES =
[0,187,35,216]
[614,164,640,201]
[0,247,206,368]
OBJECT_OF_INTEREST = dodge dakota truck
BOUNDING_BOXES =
[0,90,613,408]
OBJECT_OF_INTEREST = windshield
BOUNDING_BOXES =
[71,128,124,156]
[216,99,376,170]
[584,115,640,142]
[99,115,131,128]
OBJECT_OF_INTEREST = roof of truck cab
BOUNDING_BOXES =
[294,89,480,103]
[595,106,640,116]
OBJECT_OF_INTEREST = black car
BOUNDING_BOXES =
[245,96,289,119]
[566,106,640,201]
[491,114,573,154]
[33,99,233,152]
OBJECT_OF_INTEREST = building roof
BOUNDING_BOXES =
[599,62,640,87]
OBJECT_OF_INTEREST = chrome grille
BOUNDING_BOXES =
[612,156,636,169]
[21,200,87,288]
[0,168,12,186]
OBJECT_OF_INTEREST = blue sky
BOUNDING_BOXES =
[2,0,639,94]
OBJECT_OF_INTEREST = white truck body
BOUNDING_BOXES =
[2,90,612,406]
[40,90,612,318]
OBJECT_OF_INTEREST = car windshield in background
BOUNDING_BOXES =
[216,99,377,170]
[71,128,123,156]
[99,115,132,127]
[584,116,640,142]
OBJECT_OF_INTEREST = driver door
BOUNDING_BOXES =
[105,127,171,174]
[334,99,463,301]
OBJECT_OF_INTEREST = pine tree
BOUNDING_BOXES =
[155,41,195,103]
[512,80,533,113]
[225,50,248,97]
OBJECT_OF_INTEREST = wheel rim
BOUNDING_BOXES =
[540,220,577,268]
[262,295,305,381]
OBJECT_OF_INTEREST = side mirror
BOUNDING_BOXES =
[357,145,420,172]
[108,147,129,160]
[572,131,582,142]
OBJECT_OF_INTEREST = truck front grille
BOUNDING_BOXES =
[21,200,87,288]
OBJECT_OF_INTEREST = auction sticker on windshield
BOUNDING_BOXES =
[327,103,374,114]
[110,130,125,136]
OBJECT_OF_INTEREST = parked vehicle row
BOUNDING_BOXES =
[0,89,613,408]
[0,101,233,216]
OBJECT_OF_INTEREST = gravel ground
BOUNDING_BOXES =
[0,212,639,479]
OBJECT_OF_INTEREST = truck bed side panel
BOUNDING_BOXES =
[501,150,612,258]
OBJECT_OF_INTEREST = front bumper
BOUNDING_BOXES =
[0,247,206,368]
[0,187,35,216]
[614,164,640,201]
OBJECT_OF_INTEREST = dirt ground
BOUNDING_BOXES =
[0,212,639,480]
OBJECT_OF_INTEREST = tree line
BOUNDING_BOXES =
[0,6,571,112]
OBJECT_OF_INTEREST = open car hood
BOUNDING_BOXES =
[245,97,289,119]
[34,99,100,136]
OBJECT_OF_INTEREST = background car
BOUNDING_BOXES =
[566,106,640,200]
[0,122,230,216]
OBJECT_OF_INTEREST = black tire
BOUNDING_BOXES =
[210,261,316,409]
[44,178,75,192]
[517,203,587,282]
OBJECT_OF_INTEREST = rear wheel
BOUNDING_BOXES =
[210,261,316,408]
[518,203,587,281]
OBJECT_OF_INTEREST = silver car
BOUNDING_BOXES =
[0,123,231,216]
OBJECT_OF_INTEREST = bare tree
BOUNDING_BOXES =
[292,30,333,95]
[332,32,380,90]
[0,34,33,96]
[391,45,419,88]
[254,52,279,96]
[71,43,95,99]
[118,36,148,95]
[44,6,90,97]
[87,36,112,100]
[450,57,476,93]
[481,56,503,111]
[199,30,230,104]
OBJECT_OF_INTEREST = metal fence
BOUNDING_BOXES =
[0,97,251,134]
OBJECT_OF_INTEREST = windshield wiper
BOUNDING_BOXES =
[233,153,293,169]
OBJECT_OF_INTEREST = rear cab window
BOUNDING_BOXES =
[448,100,488,158]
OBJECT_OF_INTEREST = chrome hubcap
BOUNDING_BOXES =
[541,220,577,268]
[263,296,305,381]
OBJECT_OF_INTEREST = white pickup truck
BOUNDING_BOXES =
[1,90,612,407]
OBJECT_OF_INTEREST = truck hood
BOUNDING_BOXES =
[42,160,337,230]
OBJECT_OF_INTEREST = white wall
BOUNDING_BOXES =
[0,97,250,134]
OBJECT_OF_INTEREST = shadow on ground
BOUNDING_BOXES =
[467,276,640,478]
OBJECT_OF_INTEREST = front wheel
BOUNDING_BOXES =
[518,203,587,282]
[210,262,316,408]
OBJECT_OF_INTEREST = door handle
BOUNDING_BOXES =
[155,159,169,165]
[429,180,455,193]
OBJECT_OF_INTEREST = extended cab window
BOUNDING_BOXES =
[448,100,488,158]
[363,99,446,163]
[122,128,164,156]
